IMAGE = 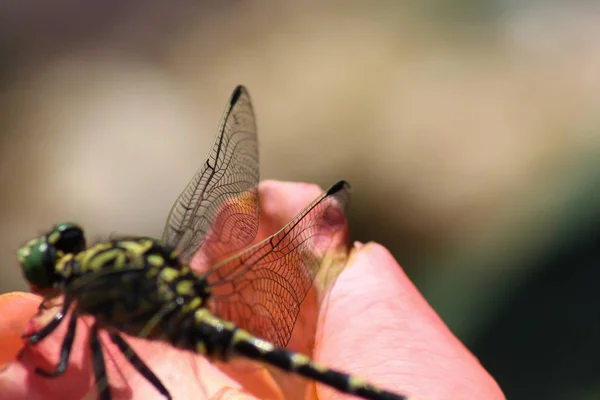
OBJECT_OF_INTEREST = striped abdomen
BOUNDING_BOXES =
[232,332,411,400]
[182,309,412,400]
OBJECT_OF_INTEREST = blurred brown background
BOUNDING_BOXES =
[1,2,599,399]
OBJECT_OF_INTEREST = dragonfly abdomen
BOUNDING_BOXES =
[230,329,411,400]
[181,309,411,400]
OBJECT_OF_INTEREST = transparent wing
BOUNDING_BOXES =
[206,181,351,348]
[162,86,259,265]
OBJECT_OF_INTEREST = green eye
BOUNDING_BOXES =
[18,240,57,290]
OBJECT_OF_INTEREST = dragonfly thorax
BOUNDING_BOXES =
[56,237,212,338]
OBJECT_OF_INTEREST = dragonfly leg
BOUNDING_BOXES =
[90,324,112,400]
[35,310,78,377]
[25,298,72,343]
[109,332,172,400]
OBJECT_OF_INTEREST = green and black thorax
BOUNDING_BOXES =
[17,223,281,363]
[18,224,216,344]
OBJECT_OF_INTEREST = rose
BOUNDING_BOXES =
[0,182,505,400]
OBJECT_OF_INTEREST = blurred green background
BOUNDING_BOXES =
[1,1,599,399]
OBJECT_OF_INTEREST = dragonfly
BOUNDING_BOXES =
[16,86,411,400]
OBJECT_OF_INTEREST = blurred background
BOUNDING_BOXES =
[1,1,599,399]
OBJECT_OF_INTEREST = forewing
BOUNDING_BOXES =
[206,181,351,347]
[162,86,259,265]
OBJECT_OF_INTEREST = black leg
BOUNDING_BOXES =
[35,310,78,377]
[25,298,72,344]
[90,324,112,400]
[109,333,172,400]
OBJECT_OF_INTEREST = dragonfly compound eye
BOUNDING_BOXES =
[17,240,57,290]
[49,222,86,255]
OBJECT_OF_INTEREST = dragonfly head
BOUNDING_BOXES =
[17,223,86,292]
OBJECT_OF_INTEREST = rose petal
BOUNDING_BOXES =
[1,181,330,400]
[192,180,328,272]
[314,242,506,400]
[0,292,40,366]
[0,181,504,400]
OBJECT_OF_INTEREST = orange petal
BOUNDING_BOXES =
[0,292,40,366]
[314,242,506,400]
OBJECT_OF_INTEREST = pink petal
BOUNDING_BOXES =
[1,181,504,400]
[314,242,506,400]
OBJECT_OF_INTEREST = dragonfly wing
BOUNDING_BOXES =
[207,181,351,348]
[162,86,260,265]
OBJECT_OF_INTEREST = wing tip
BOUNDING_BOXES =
[327,180,351,195]
[231,85,248,105]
